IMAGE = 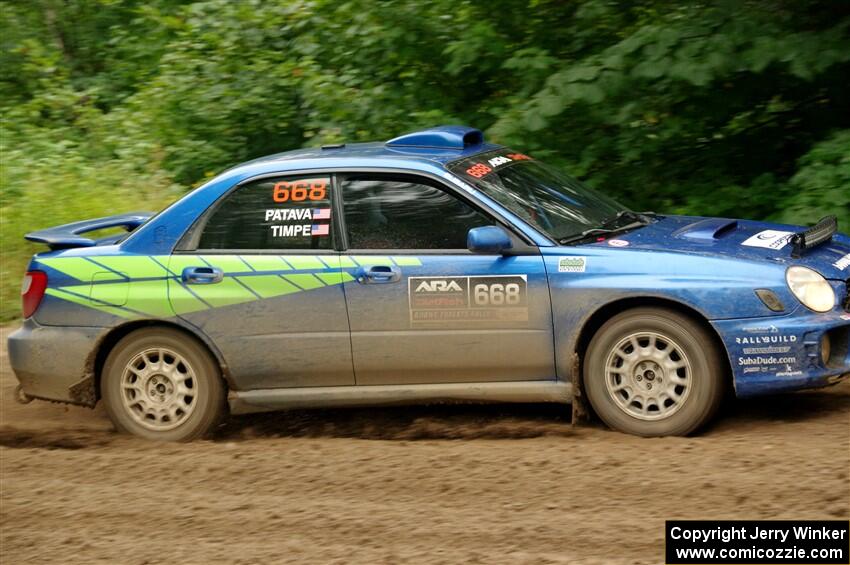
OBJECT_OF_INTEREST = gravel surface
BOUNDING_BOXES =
[1,325,848,564]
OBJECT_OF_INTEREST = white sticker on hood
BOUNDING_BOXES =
[833,253,850,270]
[741,230,794,250]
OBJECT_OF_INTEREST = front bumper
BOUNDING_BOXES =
[712,309,850,397]
[7,318,105,406]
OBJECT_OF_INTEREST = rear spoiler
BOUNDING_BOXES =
[24,212,155,250]
[790,215,837,258]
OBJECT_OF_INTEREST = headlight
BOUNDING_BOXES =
[786,266,835,313]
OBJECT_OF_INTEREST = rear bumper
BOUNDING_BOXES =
[712,310,850,397]
[7,318,104,406]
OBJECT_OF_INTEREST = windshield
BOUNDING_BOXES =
[448,149,628,241]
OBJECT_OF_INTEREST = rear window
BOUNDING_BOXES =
[198,175,334,250]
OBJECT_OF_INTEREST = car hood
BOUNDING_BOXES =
[589,215,850,280]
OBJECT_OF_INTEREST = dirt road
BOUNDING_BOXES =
[1,325,848,564]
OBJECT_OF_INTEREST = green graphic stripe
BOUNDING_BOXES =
[392,257,422,266]
[45,288,136,319]
[167,282,209,315]
[351,255,392,266]
[90,280,129,306]
[167,255,204,275]
[200,255,252,273]
[92,256,170,278]
[188,277,257,308]
[39,254,422,281]
[38,258,124,282]
[350,256,423,267]
[55,283,93,296]
[283,255,326,270]
[42,253,423,320]
[236,275,300,298]
[316,271,356,285]
[123,279,174,318]
[284,273,324,290]
[241,255,292,272]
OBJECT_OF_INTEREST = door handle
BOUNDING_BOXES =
[356,265,401,284]
[182,266,224,285]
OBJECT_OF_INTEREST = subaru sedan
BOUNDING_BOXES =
[9,126,850,440]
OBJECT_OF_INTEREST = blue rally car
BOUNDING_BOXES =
[9,126,850,440]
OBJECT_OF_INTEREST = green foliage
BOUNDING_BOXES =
[780,131,850,225]
[1,0,849,320]
[0,125,178,320]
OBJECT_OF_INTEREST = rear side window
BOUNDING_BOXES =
[341,174,490,249]
[198,175,334,250]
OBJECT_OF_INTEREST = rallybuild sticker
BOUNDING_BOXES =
[408,275,528,325]
[735,335,797,345]
[735,330,802,377]
[741,230,794,250]
[558,257,586,273]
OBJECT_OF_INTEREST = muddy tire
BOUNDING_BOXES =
[102,328,225,441]
[583,308,725,436]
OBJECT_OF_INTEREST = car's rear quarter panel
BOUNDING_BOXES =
[7,319,106,404]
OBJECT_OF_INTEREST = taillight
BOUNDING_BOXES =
[21,271,47,318]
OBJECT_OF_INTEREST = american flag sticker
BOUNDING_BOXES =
[312,208,331,220]
[311,224,329,237]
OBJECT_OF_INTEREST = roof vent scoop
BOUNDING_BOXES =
[386,125,483,150]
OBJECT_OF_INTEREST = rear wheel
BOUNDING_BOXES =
[583,307,725,436]
[102,328,225,441]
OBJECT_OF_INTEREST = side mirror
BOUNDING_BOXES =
[467,226,513,254]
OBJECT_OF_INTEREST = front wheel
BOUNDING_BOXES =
[102,328,225,441]
[583,308,725,436]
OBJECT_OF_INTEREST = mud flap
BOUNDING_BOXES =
[571,352,590,425]
[68,374,97,407]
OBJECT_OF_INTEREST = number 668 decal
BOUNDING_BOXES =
[272,178,328,202]
[470,276,527,308]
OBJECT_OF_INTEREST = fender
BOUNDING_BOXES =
[90,316,235,400]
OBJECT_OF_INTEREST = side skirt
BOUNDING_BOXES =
[228,380,572,415]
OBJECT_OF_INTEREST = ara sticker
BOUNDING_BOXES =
[408,275,528,325]
[741,230,794,250]
[558,257,586,273]
[607,239,629,247]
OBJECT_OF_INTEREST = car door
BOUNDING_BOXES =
[167,173,355,391]
[338,172,555,385]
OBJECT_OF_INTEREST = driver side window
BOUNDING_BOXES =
[341,174,490,249]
